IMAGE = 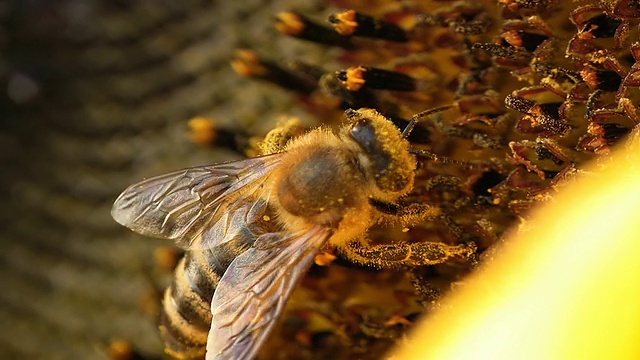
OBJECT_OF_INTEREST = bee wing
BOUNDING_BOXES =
[206,226,332,360]
[111,154,282,249]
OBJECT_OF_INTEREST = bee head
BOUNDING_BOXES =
[344,108,416,196]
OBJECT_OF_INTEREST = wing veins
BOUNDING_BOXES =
[112,154,283,249]
[206,227,332,360]
[160,197,202,230]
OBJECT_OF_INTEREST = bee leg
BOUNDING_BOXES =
[338,238,477,270]
[423,174,462,191]
[370,199,466,238]
[363,199,478,269]
[408,267,480,308]
[259,117,306,155]
[409,269,442,306]
[369,199,441,225]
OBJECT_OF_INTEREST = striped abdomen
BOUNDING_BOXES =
[160,210,279,359]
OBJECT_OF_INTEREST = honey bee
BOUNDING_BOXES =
[111,108,475,359]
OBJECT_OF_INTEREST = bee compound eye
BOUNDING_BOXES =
[349,119,377,151]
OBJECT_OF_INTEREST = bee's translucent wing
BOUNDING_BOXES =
[111,154,282,249]
[206,226,332,360]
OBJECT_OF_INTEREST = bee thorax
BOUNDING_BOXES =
[277,146,365,226]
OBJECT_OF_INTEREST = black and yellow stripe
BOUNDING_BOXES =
[160,210,279,358]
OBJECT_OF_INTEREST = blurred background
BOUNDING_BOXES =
[0,1,330,358]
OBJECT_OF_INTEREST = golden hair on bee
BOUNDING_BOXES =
[111,108,475,360]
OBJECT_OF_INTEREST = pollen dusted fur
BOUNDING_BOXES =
[111,108,477,359]
[270,108,417,249]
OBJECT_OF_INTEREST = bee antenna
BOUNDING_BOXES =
[402,104,455,138]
